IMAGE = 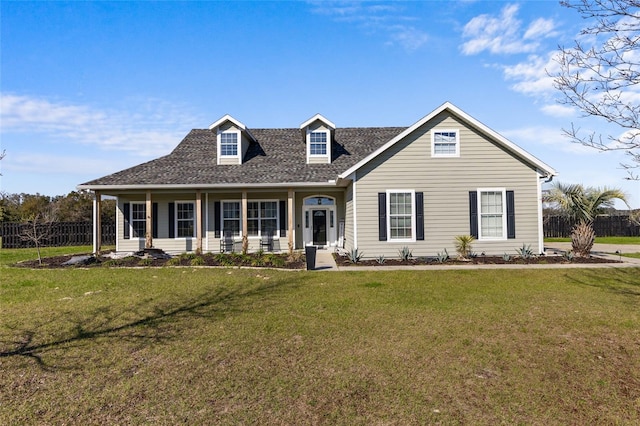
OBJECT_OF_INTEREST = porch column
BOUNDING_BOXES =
[145,191,153,249]
[93,190,102,254]
[196,190,203,253]
[288,188,294,252]
[242,191,248,242]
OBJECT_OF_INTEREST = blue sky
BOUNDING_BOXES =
[2,1,639,208]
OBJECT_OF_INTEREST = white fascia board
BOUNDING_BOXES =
[299,113,336,130]
[208,114,256,143]
[77,181,340,192]
[339,101,557,179]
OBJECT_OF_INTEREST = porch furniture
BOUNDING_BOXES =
[220,230,236,253]
[259,228,274,251]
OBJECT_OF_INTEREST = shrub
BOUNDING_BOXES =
[375,255,386,265]
[138,258,153,267]
[348,249,363,263]
[166,257,181,266]
[454,235,475,259]
[190,256,205,266]
[515,244,534,259]
[571,222,595,257]
[266,254,286,268]
[398,246,412,261]
[435,249,449,263]
[502,253,512,262]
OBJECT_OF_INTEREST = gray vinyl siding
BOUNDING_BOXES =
[344,183,354,251]
[354,111,542,258]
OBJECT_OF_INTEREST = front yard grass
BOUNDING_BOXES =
[1,250,639,424]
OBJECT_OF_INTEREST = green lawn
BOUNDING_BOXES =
[545,236,640,244]
[2,248,640,424]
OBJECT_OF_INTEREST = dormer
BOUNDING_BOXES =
[300,114,335,164]
[209,114,256,165]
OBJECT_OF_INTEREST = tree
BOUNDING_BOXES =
[543,181,629,255]
[21,204,59,265]
[553,0,640,178]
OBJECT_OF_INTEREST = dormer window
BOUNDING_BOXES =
[220,132,238,156]
[300,113,335,164]
[309,132,327,155]
[209,114,255,165]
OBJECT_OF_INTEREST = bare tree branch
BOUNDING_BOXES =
[553,0,640,178]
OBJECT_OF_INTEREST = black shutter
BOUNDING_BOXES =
[168,202,175,238]
[201,198,206,239]
[415,192,424,241]
[378,192,387,241]
[152,202,158,239]
[214,201,221,238]
[469,191,478,239]
[506,190,516,239]
[123,203,130,239]
[279,200,286,237]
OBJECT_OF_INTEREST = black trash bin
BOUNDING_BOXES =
[305,245,317,270]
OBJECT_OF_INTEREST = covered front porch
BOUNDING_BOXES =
[90,187,346,254]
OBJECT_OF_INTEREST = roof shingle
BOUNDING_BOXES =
[80,127,406,187]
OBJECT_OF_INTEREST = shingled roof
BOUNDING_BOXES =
[79,127,406,188]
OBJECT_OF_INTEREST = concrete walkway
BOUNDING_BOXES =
[313,249,339,271]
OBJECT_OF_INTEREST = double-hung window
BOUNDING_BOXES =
[176,202,195,238]
[130,203,146,238]
[309,131,327,155]
[222,201,241,236]
[388,190,415,241]
[432,129,459,157]
[479,189,506,239]
[220,132,238,156]
[247,201,278,237]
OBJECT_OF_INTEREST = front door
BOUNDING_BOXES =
[312,210,327,245]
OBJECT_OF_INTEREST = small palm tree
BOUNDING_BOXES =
[544,182,629,256]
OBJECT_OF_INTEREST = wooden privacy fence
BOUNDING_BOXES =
[0,222,116,249]
[544,215,640,238]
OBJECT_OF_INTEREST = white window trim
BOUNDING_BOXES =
[246,199,280,239]
[221,200,242,237]
[477,188,507,241]
[174,200,196,239]
[431,129,460,158]
[217,129,241,164]
[129,202,146,240]
[386,189,416,243]
[306,129,331,162]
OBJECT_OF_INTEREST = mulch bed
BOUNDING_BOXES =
[16,252,306,269]
[333,254,621,267]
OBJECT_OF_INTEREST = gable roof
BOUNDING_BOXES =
[339,102,556,179]
[78,102,556,191]
[78,127,406,190]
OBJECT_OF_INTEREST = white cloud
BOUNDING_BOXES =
[540,104,575,117]
[461,4,558,55]
[523,18,558,40]
[386,25,429,51]
[308,1,428,52]
[501,125,598,155]
[0,94,202,157]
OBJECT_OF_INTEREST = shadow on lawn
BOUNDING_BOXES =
[0,273,308,370]
[565,268,640,297]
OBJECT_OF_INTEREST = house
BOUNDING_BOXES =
[78,102,556,258]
